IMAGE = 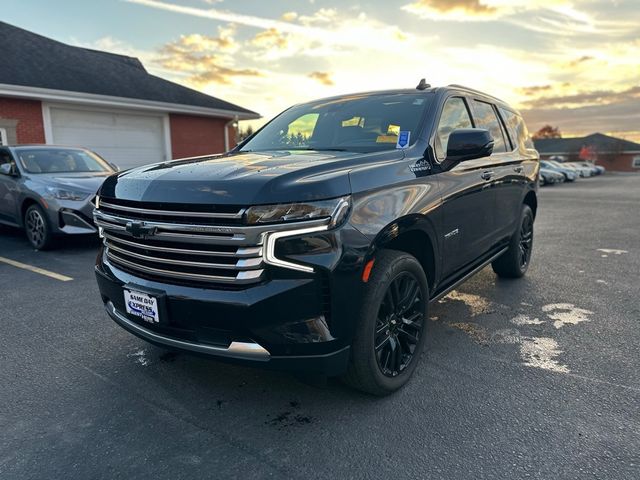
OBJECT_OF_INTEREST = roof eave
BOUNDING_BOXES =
[0,83,261,120]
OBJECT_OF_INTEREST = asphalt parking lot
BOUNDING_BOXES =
[1,174,639,480]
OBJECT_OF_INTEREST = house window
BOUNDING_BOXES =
[0,128,7,146]
[632,156,640,168]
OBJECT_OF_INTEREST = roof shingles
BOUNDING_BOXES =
[534,133,640,154]
[0,21,257,117]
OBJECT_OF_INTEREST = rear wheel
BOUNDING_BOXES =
[492,204,534,278]
[342,250,429,396]
[24,204,54,250]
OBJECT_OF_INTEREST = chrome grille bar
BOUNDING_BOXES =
[100,200,245,219]
[106,250,264,284]
[103,232,262,258]
[105,242,263,270]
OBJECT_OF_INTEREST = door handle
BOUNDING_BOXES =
[513,166,524,173]
[481,171,494,180]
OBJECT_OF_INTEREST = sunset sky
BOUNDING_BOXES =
[5,0,639,140]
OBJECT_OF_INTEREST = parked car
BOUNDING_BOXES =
[94,82,539,395]
[0,145,116,249]
[540,160,577,182]
[575,161,605,175]
[540,167,565,185]
[565,162,593,177]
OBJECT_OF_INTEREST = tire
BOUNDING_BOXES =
[492,204,534,278]
[342,250,429,396]
[24,204,54,250]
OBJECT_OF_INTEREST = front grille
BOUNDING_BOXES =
[95,199,265,287]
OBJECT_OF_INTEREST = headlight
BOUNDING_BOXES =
[256,196,351,273]
[245,196,350,226]
[45,186,90,201]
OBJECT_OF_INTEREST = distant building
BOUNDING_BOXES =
[534,133,640,172]
[0,22,259,169]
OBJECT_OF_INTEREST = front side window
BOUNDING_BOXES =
[435,97,473,160]
[472,101,507,153]
[16,148,112,174]
[240,93,432,153]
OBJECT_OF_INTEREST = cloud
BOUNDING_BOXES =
[402,0,497,20]
[522,85,640,109]
[308,71,335,86]
[157,31,261,85]
[281,11,298,22]
[251,28,289,50]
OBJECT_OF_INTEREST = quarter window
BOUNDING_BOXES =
[435,97,473,160]
[499,107,533,151]
[472,101,507,153]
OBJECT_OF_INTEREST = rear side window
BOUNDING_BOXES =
[472,100,507,153]
[498,107,534,151]
[435,97,473,160]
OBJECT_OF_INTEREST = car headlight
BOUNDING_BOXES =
[252,197,351,273]
[45,186,90,201]
[245,196,350,226]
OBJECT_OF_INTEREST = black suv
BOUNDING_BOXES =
[94,82,538,395]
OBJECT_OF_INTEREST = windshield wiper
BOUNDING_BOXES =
[286,147,350,152]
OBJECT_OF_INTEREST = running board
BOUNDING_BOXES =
[430,246,508,303]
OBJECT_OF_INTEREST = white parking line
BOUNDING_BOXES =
[0,256,73,282]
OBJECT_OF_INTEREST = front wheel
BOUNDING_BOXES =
[24,204,54,250]
[492,204,534,278]
[342,250,429,396]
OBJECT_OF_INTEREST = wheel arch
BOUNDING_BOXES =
[20,197,45,227]
[523,190,537,218]
[368,215,439,292]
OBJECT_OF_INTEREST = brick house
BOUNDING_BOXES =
[534,133,640,172]
[0,22,259,169]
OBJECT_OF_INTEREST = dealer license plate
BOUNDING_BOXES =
[124,289,159,324]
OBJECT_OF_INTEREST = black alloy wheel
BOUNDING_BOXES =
[518,213,534,269]
[343,250,430,396]
[375,272,425,377]
[492,204,534,278]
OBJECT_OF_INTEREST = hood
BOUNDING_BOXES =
[99,150,401,205]
[32,172,112,194]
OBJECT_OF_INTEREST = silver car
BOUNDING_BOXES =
[0,145,116,249]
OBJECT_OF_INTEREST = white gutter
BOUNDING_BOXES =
[0,83,260,120]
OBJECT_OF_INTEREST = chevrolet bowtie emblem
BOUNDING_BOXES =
[125,221,157,239]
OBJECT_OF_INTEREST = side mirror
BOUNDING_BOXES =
[0,163,16,176]
[442,128,494,170]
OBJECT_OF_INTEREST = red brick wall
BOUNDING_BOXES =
[0,97,45,143]
[596,153,640,173]
[169,114,236,159]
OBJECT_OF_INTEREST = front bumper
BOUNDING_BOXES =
[94,222,370,375]
[45,197,97,235]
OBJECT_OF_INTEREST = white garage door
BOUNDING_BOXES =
[49,107,167,170]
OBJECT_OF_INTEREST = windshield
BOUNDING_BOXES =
[16,148,112,174]
[240,93,432,153]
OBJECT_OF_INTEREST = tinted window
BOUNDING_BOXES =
[241,93,431,153]
[16,148,112,174]
[498,107,534,151]
[435,97,473,160]
[472,101,507,153]
[0,149,13,168]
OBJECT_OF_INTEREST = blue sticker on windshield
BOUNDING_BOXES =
[396,131,410,149]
